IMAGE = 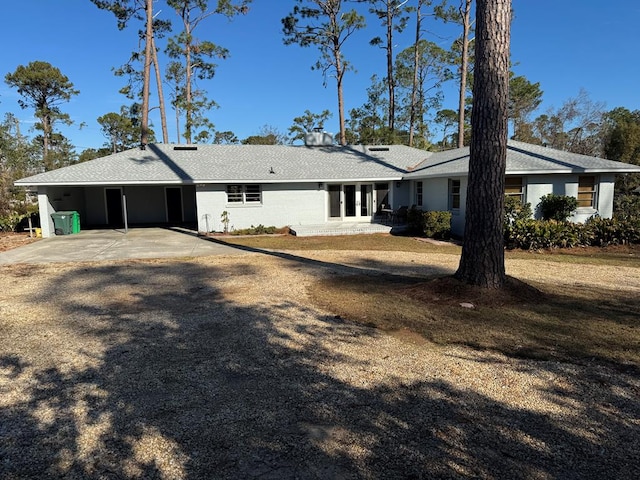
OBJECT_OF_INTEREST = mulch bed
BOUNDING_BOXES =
[0,232,39,253]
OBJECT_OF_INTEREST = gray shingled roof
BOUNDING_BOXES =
[15,144,427,186]
[404,140,640,178]
[15,141,640,187]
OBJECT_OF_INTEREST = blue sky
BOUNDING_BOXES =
[1,0,638,152]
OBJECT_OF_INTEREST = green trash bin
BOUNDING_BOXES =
[51,211,74,235]
[70,211,81,234]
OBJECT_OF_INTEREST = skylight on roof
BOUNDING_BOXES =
[173,146,198,151]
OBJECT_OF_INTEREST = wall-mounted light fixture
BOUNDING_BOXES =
[396,181,402,188]
[318,182,324,189]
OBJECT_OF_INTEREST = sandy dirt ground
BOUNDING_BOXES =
[0,249,639,479]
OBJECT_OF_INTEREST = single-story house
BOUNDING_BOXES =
[15,135,640,238]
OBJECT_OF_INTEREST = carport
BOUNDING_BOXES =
[34,184,197,237]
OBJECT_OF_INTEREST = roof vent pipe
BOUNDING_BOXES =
[304,131,334,146]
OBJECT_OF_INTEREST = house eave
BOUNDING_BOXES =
[15,176,406,188]
[403,167,640,180]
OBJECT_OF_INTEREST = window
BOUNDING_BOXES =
[449,179,461,210]
[415,181,423,206]
[226,185,243,203]
[244,184,261,203]
[577,176,596,208]
[505,176,524,203]
[226,184,261,204]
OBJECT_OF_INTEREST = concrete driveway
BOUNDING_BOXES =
[0,228,243,264]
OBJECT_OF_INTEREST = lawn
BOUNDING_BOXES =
[218,232,462,254]
[221,232,640,266]
[224,234,640,369]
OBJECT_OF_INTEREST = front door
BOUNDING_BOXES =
[375,183,390,212]
[344,184,356,217]
[166,187,183,223]
[328,184,341,219]
[105,188,123,228]
[360,184,373,216]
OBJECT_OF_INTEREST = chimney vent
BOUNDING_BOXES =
[174,146,198,151]
[304,131,334,146]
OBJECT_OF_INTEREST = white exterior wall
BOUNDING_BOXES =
[525,174,614,221]
[524,175,556,217]
[38,186,86,238]
[393,181,411,209]
[421,177,467,237]
[196,183,326,233]
[37,188,56,238]
[596,174,615,218]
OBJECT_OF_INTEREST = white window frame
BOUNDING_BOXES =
[505,176,525,203]
[577,175,597,209]
[449,179,461,211]
[226,184,262,205]
[415,181,423,207]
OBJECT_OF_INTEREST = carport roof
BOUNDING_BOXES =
[15,141,640,187]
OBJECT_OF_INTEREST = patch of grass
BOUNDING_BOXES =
[224,233,640,267]
[506,244,640,267]
[221,233,462,254]
[308,274,640,369]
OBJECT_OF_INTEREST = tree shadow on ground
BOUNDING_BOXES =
[0,256,638,479]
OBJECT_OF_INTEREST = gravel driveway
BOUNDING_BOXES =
[1,249,638,479]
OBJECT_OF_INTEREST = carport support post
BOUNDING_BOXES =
[122,193,129,234]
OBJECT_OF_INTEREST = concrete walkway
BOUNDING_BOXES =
[289,222,405,237]
[0,228,243,265]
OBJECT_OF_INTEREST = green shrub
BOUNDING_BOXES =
[505,219,583,250]
[220,211,230,233]
[0,209,38,233]
[422,211,452,239]
[504,196,532,224]
[584,216,640,246]
[0,212,23,232]
[406,206,424,234]
[614,194,640,222]
[230,224,279,236]
[406,208,452,238]
[538,194,578,221]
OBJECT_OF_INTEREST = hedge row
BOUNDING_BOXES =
[408,205,640,250]
[504,216,640,250]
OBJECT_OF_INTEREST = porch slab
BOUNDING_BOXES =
[289,222,395,237]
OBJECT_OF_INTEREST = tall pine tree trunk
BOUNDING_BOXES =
[454,0,511,288]
[42,113,52,170]
[386,4,395,132]
[184,22,193,144]
[151,34,169,143]
[457,0,472,148]
[334,39,347,146]
[408,2,422,147]
[141,0,153,147]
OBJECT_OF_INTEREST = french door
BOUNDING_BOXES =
[327,183,374,220]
